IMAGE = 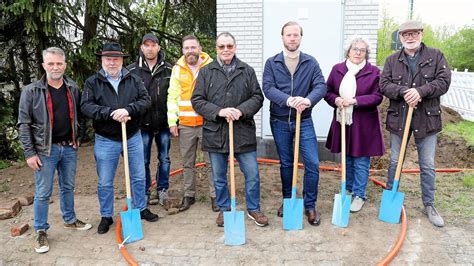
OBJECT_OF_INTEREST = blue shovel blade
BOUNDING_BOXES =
[379,189,405,224]
[283,197,304,230]
[332,193,351,228]
[224,210,246,246]
[120,199,143,243]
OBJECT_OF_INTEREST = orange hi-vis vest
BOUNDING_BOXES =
[167,52,212,127]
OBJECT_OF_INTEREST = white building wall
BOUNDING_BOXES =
[216,0,264,136]
[217,0,380,138]
[343,0,379,64]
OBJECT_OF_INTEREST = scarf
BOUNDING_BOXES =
[337,59,365,125]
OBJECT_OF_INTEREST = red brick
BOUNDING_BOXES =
[17,195,34,206]
[10,223,29,237]
[0,200,22,220]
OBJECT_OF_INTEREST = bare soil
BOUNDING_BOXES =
[0,120,473,264]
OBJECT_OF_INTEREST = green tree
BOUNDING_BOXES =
[444,28,474,71]
[376,10,398,66]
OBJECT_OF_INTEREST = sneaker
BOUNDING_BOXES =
[247,210,269,227]
[216,211,224,227]
[64,219,93,231]
[140,208,159,222]
[423,205,445,227]
[97,217,113,234]
[148,190,159,205]
[158,189,169,207]
[34,230,49,254]
[350,196,365,213]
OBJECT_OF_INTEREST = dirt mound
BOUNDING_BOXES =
[371,98,473,169]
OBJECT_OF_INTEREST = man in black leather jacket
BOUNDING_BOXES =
[17,47,91,254]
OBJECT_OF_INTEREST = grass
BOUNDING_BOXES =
[0,182,10,193]
[463,173,474,188]
[436,173,474,220]
[0,160,11,170]
[443,120,474,147]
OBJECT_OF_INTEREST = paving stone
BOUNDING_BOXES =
[0,200,21,220]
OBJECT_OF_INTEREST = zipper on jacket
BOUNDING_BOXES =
[288,74,294,124]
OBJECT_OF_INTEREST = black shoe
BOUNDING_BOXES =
[179,196,196,212]
[277,203,283,217]
[211,197,219,212]
[97,217,113,234]
[140,208,159,222]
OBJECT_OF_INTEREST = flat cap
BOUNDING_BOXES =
[399,20,424,33]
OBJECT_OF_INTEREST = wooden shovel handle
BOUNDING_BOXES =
[292,112,301,187]
[341,108,346,183]
[121,122,132,199]
[229,120,236,199]
[394,106,414,182]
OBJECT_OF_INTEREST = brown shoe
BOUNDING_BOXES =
[179,196,195,212]
[277,204,283,217]
[216,211,224,227]
[211,197,219,212]
[305,209,321,226]
[247,210,269,227]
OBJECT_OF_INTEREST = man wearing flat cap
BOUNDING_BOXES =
[380,20,451,227]
[127,34,173,207]
[81,42,159,235]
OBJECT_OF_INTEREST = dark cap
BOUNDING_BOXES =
[95,42,130,57]
[399,20,424,33]
[142,33,159,44]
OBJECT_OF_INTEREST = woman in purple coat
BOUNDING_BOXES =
[324,37,385,212]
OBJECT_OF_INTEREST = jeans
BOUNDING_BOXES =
[34,144,77,231]
[94,132,146,217]
[346,155,370,199]
[141,129,171,194]
[209,151,260,211]
[387,132,437,206]
[270,117,320,210]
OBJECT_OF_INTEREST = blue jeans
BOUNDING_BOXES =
[346,155,370,199]
[94,133,146,217]
[34,144,77,231]
[209,151,260,211]
[270,117,320,210]
[141,129,171,194]
[387,132,437,206]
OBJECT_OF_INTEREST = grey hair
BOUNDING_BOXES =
[42,47,66,62]
[216,31,236,45]
[344,37,370,60]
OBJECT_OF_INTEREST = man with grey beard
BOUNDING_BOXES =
[81,42,159,235]
[380,21,451,227]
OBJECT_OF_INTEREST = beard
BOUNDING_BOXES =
[143,52,157,61]
[185,52,199,65]
[104,68,121,79]
[284,43,300,52]
[47,72,63,81]
[402,40,421,51]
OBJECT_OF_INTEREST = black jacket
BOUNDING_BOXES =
[191,58,263,153]
[127,50,172,131]
[380,43,451,138]
[81,68,151,140]
[17,75,84,158]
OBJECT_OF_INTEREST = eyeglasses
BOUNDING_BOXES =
[217,44,235,50]
[401,31,421,38]
[351,47,367,54]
